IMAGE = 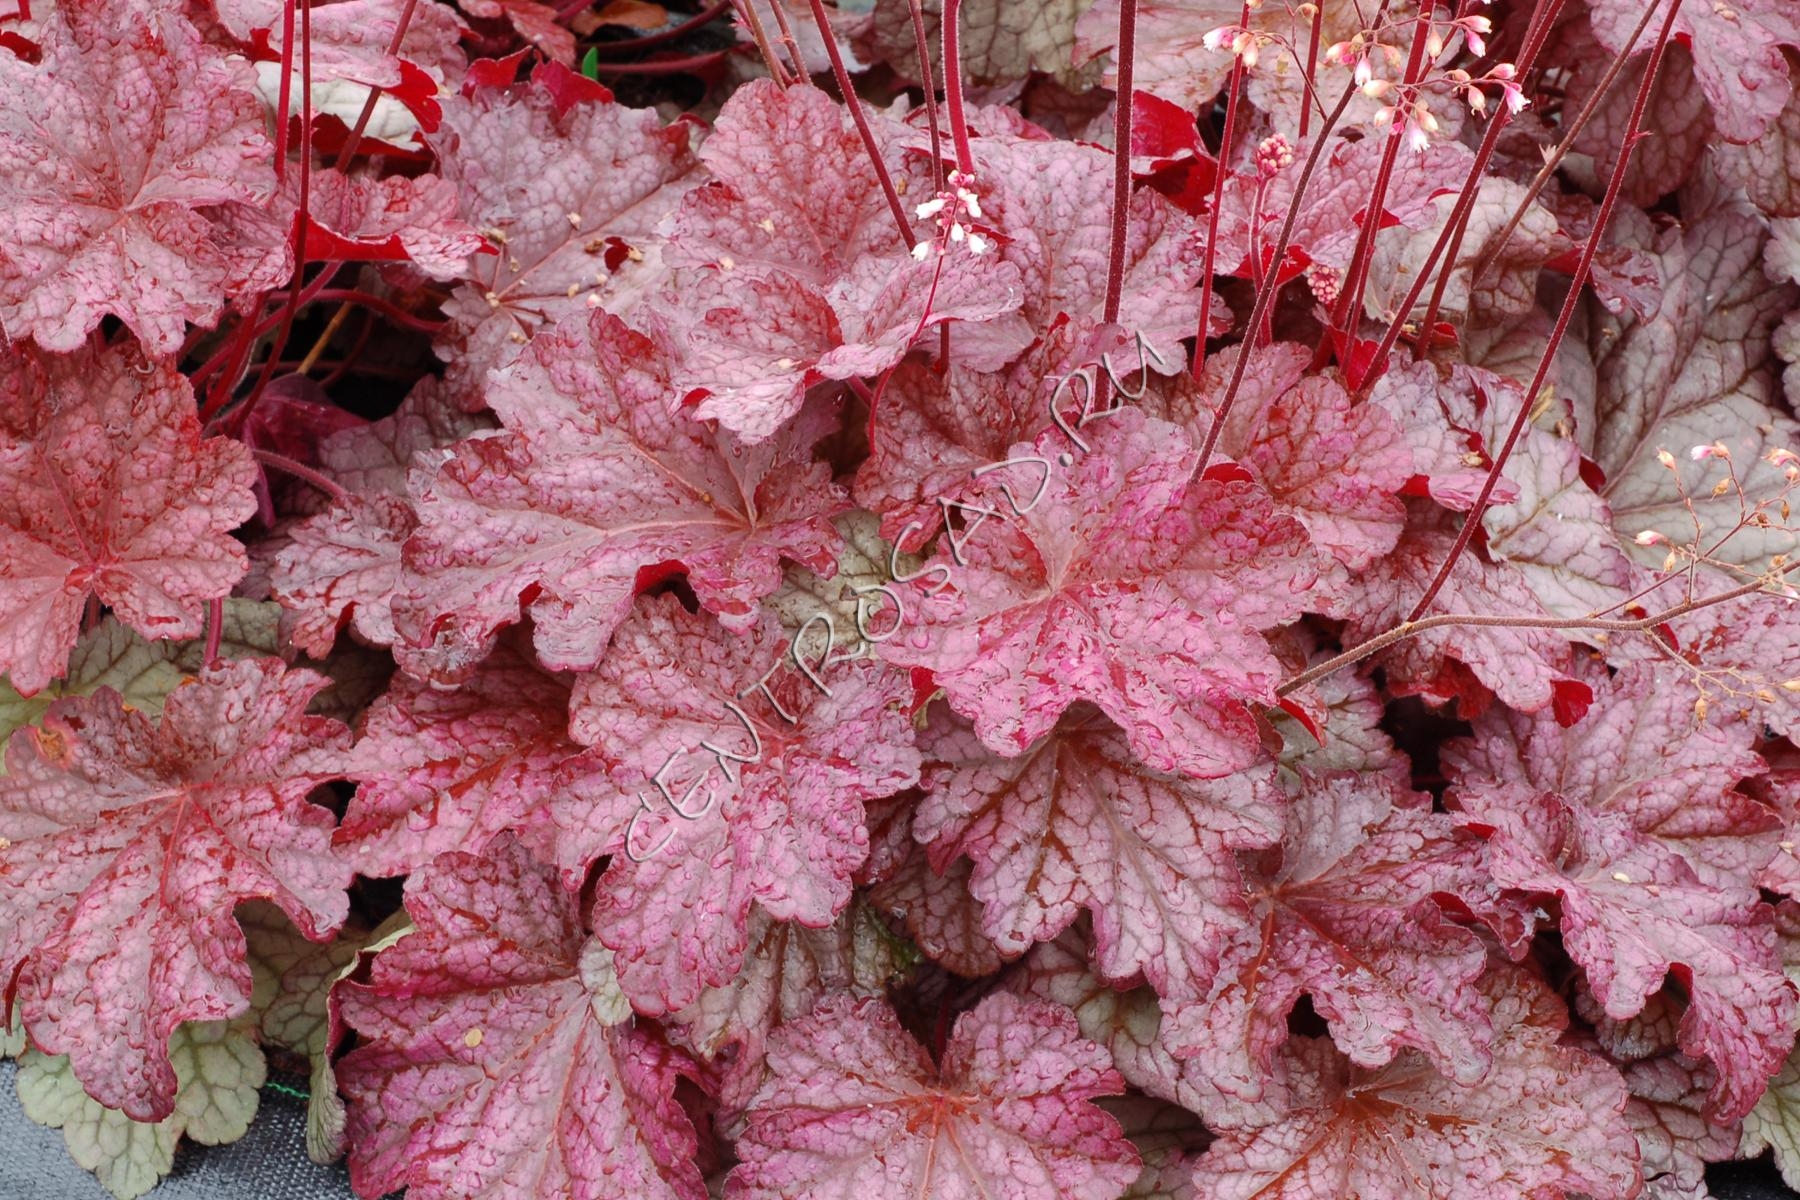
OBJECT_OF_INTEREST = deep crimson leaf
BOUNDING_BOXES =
[730,991,1142,1199]
[461,0,575,65]
[1165,772,1499,1103]
[336,837,707,1200]
[1189,969,1642,1200]
[914,703,1282,1000]
[394,312,849,683]
[880,408,1315,780]
[0,342,256,697]
[289,170,486,277]
[565,595,920,1016]
[1460,790,1797,1121]
[0,0,281,351]
[0,659,351,1121]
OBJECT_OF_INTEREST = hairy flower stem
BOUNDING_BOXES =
[1461,0,1666,304]
[1366,0,1562,374]
[250,447,351,506]
[908,0,945,193]
[940,0,976,175]
[1192,1,1252,375]
[1191,79,1360,475]
[1404,0,1684,623]
[1327,3,1436,342]
[1281,559,1795,698]
[1297,2,1324,139]
[808,0,916,250]
[765,0,807,77]
[1102,1,1137,328]
[734,0,793,85]
[335,0,419,169]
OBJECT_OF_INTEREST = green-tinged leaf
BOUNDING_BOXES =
[1742,1039,1800,1190]
[0,600,283,745]
[15,1018,264,1200]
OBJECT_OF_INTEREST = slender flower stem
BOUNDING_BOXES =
[335,0,419,169]
[808,0,916,250]
[1462,0,1666,302]
[1281,559,1795,697]
[1192,1,1252,375]
[1192,78,1360,475]
[1101,0,1137,327]
[940,0,976,174]
[1365,0,1562,373]
[1298,2,1324,139]
[1327,2,1435,340]
[250,447,351,506]
[589,50,732,73]
[765,0,807,77]
[244,0,315,417]
[1404,0,1684,623]
[733,0,792,85]
[908,0,945,193]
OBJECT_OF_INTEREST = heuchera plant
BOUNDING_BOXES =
[4,0,1800,1197]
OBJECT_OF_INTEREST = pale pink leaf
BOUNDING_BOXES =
[0,0,279,351]
[1189,969,1642,1200]
[567,596,920,1016]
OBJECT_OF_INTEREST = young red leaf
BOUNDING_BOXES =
[566,596,921,1016]
[1444,658,1776,892]
[461,0,576,65]
[0,343,256,697]
[1461,790,1797,1121]
[914,703,1283,1000]
[879,408,1315,781]
[0,0,280,352]
[1165,772,1498,1103]
[336,837,707,1200]
[394,312,849,683]
[427,81,700,406]
[730,991,1142,1200]
[1190,969,1642,1200]
[0,659,352,1121]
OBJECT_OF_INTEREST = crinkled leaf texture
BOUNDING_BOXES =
[336,837,708,1200]
[1166,772,1499,1104]
[879,407,1314,781]
[730,991,1142,1199]
[427,79,700,403]
[17,1017,265,1200]
[0,0,280,351]
[567,595,921,1016]
[395,311,849,683]
[1459,790,1797,1121]
[0,659,351,1121]
[914,703,1284,1000]
[0,342,257,697]
[1189,969,1642,1200]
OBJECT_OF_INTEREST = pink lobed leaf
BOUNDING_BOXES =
[336,837,707,1200]
[0,342,257,697]
[729,991,1142,1200]
[0,658,351,1121]
[879,407,1315,780]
